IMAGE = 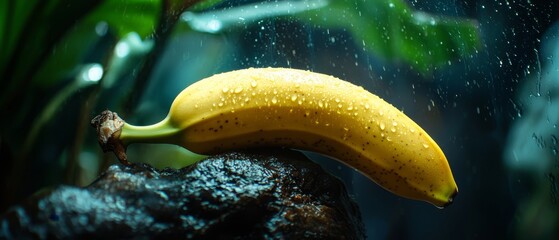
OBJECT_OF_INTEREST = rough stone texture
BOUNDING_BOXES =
[0,150,365,239]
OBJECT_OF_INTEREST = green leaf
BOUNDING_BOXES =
[84,0,160,39]
[298,0,481,73]
[1,0,103,102]
[31,0,217,88]
[33,0,162,87]
[191,0,225,11]
[0,0,40,73]
[32,23,99,86]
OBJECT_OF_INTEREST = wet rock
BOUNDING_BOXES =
[0,150,364,239]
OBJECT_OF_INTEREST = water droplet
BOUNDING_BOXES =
[244,97,250,103]
[271,97,278,104]
[410,127,415,133]
[338,103,343,108]
[222,87,229,93]
[218,102,224,107]
[392,121,398,126]
[379,110,384,116]
[347,105,353,111]
[364,103,370,109]
[291,94,298,101]
[194,104,199,109]
[391,127,396,133]
[380,122,385,130]
[423,143,429,149]
[335,98,340,103]
[251,81,257,87]
[234,86,243,93]
[318,101,324,108]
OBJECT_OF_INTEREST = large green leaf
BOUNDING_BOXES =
[298,0,480,73]
[84,0,160,39]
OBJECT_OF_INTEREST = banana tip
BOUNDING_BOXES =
[440,188,458,209]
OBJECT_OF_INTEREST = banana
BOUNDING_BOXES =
[92,67,458,208]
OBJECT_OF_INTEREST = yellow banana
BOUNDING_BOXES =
[93,67,458,208]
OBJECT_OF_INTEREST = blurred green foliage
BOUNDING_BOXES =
[34,0,161,87]
[0,0,219,210]
[298,0,480,73]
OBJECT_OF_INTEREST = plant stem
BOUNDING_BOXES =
[122,0,205,116]
[65,87,99,185]
[120,118,179,145]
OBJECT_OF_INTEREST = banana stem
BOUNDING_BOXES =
[91,110,179,165]
[120,117,179,145]
[90,110,129,165]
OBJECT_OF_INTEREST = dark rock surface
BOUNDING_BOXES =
[1,150,365,239]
